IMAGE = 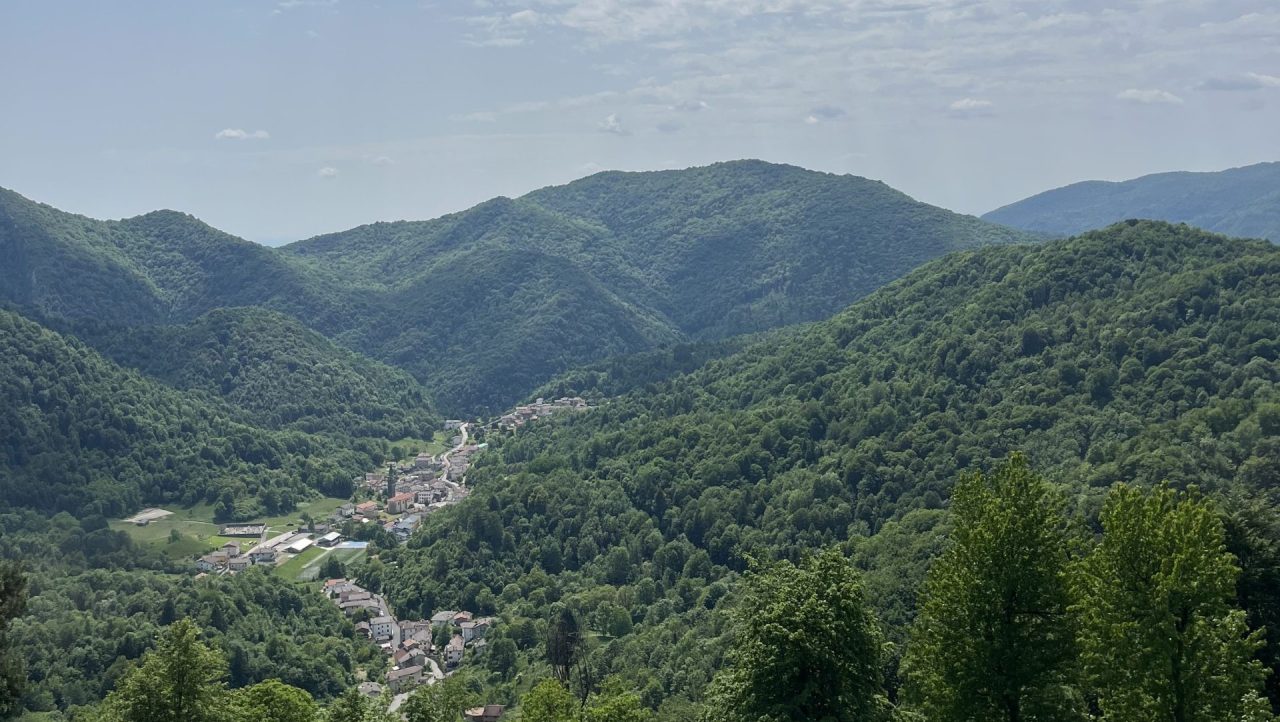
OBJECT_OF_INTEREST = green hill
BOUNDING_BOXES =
[282,160,1035,409]
[2,162,1036,413]
[45,307,438,437]
[983,161,1280,241]
[382,221,1280,708]
[0,308,385,518]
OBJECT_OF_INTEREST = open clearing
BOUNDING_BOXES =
[111,497,349,561]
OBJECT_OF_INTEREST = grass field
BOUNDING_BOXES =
[388,430,449,459]
[274,546,326,580]
[110,497,350,561]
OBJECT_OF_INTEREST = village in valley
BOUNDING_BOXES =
[136,397,590,716]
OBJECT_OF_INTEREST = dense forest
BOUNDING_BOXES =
[2,161,1034,413]
[0,308,388,518]
[40,306,438,438]
[985,160,1280,241]
[0,511,381,718]
[367,221,1280,715]
[5,168,1280,720]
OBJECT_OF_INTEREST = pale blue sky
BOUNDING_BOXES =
[2,0,1278,243]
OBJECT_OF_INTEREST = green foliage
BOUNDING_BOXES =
[1073,484,1269,721]
[702,548,887,722]
[400,676,478,722]
[49,307,437,438]
[903,454,1080,721]
[380,221,1280,712]
[321,690,393,722]
[11,559,371,714]
[99,619,228,722]
[984,161,1280,241]
[0,561,26,718]
[1223,491,1280,707]
[520,680,576,722]
[229,680,320,722]
[1,161,1033,414]
[0,308,386,516]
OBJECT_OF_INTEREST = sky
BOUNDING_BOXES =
[2,0,1278,244]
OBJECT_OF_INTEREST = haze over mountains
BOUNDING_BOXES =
[1,160,1034,414]
[985,161,1280,242]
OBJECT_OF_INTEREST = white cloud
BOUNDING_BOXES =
[215,128,270,140]
[949,98,993,112]
[1197,72,1280,91]
[598,113,629,135]
[1116,88,1184,105]
[317,166,339,178]
[509,9,540,25]
[671,99,709,112]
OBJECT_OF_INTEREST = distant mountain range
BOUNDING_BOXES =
[1,160,1033,413]
[984,161,1280,241]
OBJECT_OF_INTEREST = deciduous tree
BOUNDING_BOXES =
[1074,484,1271,721]
[903,454,1081,721]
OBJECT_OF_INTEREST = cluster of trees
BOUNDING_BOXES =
[373,222,1280,714]
[702,457,1272,721]
[0,560,25,718]
[0,510,380,718]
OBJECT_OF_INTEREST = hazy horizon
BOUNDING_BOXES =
[3,0,1278,243]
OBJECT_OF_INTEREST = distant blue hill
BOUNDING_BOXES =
[984,161,1280,242]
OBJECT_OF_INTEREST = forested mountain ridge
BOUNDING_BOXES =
[286,160,1036,347]
[0,160,1042,415]
[38,306,438,438]
[378,221,1280,712]
[0,307,386,518]
[0,187,349,326]
[984,161,1280,241]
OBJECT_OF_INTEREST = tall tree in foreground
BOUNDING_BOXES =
[229,679,320,722]
[100,618,229,722]
[701,547,888,722]
[1074,484,1271,722]
[401,675,478,722]
[902,454,1081,721]
[0,561,26,718]
[519,679,577,722]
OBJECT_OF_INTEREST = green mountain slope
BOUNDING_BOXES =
[382,221,1280,708]
[44,307,438,437]
[0,308,384,518]
[283,160,1035,409]
[2,161,1036,413]
[983,161,1280,241]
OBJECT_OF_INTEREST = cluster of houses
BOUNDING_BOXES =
[194,526,345,574]
[323,578,497,704]
[346,450,475,544]
[493,397,589,431]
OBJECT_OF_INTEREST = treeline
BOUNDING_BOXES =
[0,511,381,718]
[370,222,1280,714]
[701,457,1272,721]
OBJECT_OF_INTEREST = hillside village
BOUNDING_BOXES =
[182,401,590,703]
